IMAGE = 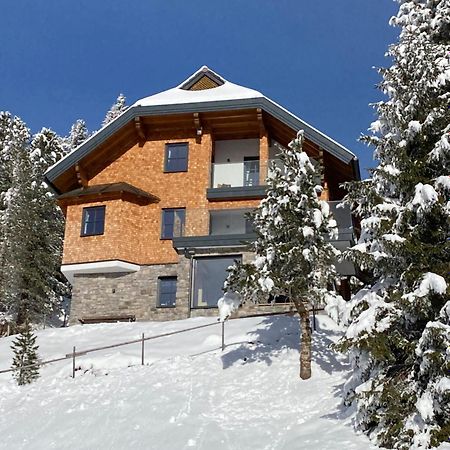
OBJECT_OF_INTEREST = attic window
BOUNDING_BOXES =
[181,68,224,91]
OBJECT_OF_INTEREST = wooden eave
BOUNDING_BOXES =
[50,108,357,195]
[57,182,160,207]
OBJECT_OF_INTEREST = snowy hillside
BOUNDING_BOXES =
[0,315,448,450]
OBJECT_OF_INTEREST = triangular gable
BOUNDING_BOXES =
[180,66,225,91]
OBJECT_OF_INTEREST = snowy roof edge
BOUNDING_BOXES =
[45,98,359,190]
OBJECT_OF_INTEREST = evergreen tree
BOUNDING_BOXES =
[0,117,69,325]
[226,131,339,379]
[11,319,40,385]
[30,129,71,318]
[102,93,127,127]
[338,1,450,447]
[0,114,32,320]
[65,119,89,152]
[0,112,15,194]
[0,112,16,315]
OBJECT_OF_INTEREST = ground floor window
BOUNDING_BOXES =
[158,277,177,307]
[192,255,241,308]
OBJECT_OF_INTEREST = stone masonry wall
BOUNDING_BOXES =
[69,250,293,325]
[69,258,190,325]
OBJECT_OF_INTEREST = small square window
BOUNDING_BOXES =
[161,208,185,239]
[165,143,188,172]
[81,206,105,236]
[158,277,177,308]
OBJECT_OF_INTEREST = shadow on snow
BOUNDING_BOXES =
[221,314,348,376]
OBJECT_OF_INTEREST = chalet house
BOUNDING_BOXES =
[45,66,359,324]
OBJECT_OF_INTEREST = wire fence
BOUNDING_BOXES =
[0,310,302,380]
[0,320,223,379]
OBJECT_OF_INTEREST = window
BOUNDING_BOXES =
[165,143,188,172]
[158,277,177,308]
[81,206,105,236]
[192,255,241,308]
[161,208,185,239]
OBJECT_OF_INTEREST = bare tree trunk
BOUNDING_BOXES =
[293,299,312,379]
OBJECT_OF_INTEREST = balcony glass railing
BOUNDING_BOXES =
[209,209,253,235]
[210,157,326,189]
[211,160,260,188]
[208,203,352,239]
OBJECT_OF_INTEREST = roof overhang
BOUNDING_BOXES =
[45,97,359,189]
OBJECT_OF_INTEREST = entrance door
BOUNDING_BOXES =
[192,255,242,308]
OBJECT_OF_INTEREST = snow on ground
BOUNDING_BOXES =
[0,315,447,450]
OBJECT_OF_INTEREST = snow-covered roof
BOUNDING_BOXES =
[45,66,359,188]
[133,66,264,107]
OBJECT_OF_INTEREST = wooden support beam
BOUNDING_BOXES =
[259,133,269,185]
[75,163,88,188]
[257,108,266,137]
[193,113,203,142]
[134,117,146,141]
[318,147,325,183]
[317,147,329,200]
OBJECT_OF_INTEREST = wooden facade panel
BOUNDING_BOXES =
[60,109,355,266]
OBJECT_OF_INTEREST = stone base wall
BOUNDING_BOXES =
[69,258,190,325]
[68,250,294,325]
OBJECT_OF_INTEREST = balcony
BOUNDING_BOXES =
[172,202,356,275]
[211,160,260,188]
[210,209,253,235]
[173,208,256,250]
[207,159,269,201]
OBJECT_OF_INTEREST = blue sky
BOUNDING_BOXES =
[0,1,399,177]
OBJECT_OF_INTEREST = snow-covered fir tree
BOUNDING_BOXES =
[338,1,450,448]
[0,115,69,326]
[11,319,40,385]
[0,112,15,195]
[226,131,339,379]
[0,113,32,322]
[102,93,127,127]
[29,129,71,318]
[0,113,16,299]
[65,119,89,152]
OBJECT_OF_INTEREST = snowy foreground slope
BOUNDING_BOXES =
[0,315,448,450]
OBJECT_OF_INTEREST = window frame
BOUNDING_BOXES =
[80,205,106,237]
[161,208,186,240]
[157,276,177,308]
[164,142,189,173]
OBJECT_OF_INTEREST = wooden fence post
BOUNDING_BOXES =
[72,346,76,378]
[141,333,145,365]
